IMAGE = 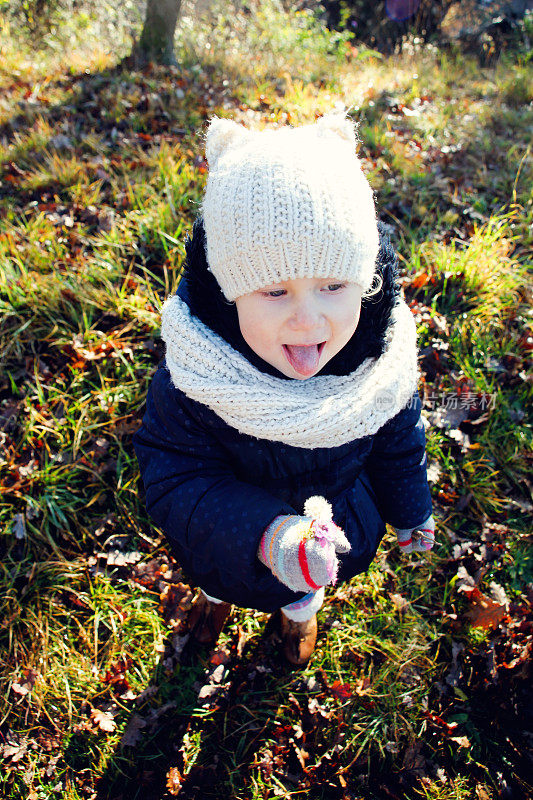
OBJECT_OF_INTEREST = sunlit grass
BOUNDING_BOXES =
[412,213,527,322]
[0,4,531,799]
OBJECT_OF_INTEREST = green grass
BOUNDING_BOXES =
[1,3,532,799]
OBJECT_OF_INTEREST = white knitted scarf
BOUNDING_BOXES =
[161,295,420,449]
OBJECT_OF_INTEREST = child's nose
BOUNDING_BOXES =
[288,298,324,331]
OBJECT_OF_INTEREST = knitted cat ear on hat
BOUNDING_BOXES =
[204,117,251,168]
[315,112,359,146]
[201,113,379,302]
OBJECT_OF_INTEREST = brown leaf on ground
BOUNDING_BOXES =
[258,749,274,778]
[102,656,133,695]
[159,582,194,630]
[209,646,232,666]
[402,740,428,776]
[411,272,429,288]
[132,557,166,590]
[44,753,60,778]
[389,592,410,614]
[353,676,372,695]
[292,739,309,770]
[166,766,183,795]
[489,581,510,610]
[36,729,61,752]
[237,624,251,657]
[120,714,146,748]
[450,735,471,748]
[1,739,28,763]
[330,680,352,700]
[455,565,477,593]
[11,668,39,696]
[90,708,116,732]
[11,682,30,696]
[308,697,335,720]
[464,588,507,630]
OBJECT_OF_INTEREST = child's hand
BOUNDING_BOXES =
[258,507,351,594]
[394,514,435,554]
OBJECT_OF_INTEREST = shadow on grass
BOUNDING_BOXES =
[92,612,291,800]
[2,53,532,800]
[1,51,529,227]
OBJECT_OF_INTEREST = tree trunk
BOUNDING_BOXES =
[132,0,182,67]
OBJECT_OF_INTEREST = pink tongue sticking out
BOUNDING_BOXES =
[283,344,321,376]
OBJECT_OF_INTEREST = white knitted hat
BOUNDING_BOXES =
[201,114,380,302]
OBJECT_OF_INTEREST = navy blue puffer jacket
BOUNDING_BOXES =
[133,221,433,612]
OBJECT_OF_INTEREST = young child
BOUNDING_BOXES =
[132,114,434,666]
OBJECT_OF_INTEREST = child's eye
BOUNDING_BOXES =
[262,285,345,297]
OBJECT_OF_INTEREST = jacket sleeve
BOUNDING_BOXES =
[132,364,304,611]
[365,390,433,530]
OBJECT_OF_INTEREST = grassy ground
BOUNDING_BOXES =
[1,3,532,799]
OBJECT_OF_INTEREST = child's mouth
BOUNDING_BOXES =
[282,342,326,376]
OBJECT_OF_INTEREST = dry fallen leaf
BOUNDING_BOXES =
[412,272,429,288]
[450,735,471,748]
[209,646,232,666]
[102,656,133,695]
[12,682,30,696]
[308,697,334,719]
[209,664,225,684]
[90,708,116,732]
[390,592,410,614]
[330,679,352,700]
[237,624,250,657]
[159,582,194,630]
[455,565,476,593]
[166,766,182,796]
[402,740,428,775]
[198,684,219,700]
[292,740,309,770]
[11,668,39,696]
[120,714,146,748]
[2,740,28,763]
[353,676,372,695]
[464,588,507,630]
[489,581,510,609]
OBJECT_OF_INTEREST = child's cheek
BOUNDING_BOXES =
[338,302,361,338]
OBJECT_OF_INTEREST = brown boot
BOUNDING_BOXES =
[279,610,318,667]
[187,592,232,646]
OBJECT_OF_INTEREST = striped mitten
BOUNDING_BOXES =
[394,514,435,554]
[258,496,351,593]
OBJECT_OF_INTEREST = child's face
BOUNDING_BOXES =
[234,277,362,380]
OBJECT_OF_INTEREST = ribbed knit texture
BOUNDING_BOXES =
[160,294,419,448]
[257,497,351,593]
[201,115,380,301]
[395,514,435,553]
[258,514,351,593]
[281,588,325,621]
